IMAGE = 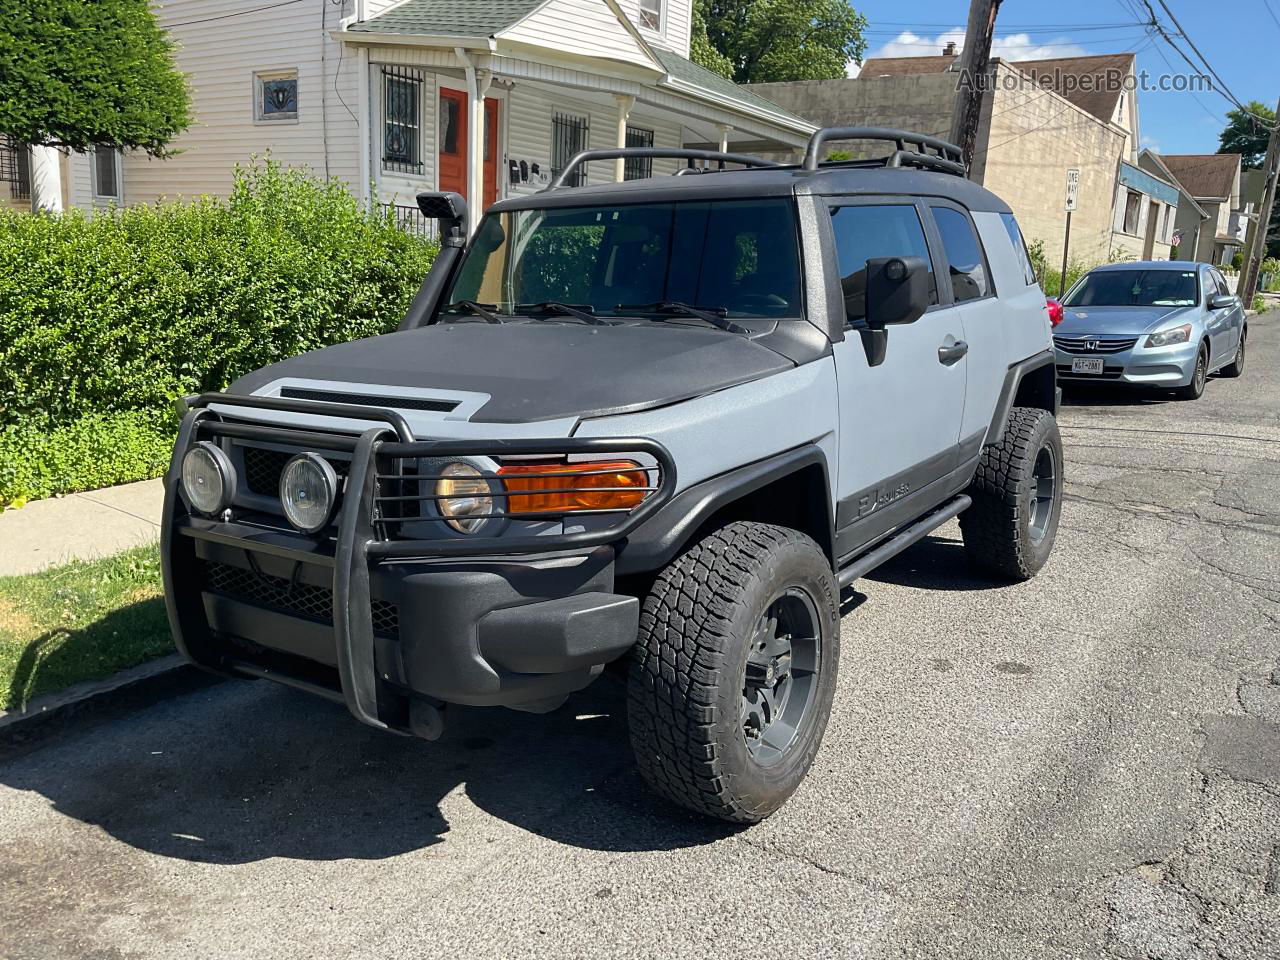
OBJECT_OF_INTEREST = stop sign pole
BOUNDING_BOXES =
[1061,168,1080,298]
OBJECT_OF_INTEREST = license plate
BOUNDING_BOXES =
[1071,357,1105,375]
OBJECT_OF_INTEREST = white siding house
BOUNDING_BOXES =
[43,0,812,229]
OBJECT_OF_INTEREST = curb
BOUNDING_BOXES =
[0,654,220,758]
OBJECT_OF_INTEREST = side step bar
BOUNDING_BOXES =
[836,495,971,588]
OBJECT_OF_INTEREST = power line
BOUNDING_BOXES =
[1261,0,1280,33]
[1151,0,1250,114]
[166,0,307,29]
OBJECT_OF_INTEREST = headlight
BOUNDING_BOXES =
[437,462,495,533]
[279,453,339,534]
[181,442,235,516]
[1146,323,1193,347]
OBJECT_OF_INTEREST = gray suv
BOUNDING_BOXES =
[162,128,1063,823]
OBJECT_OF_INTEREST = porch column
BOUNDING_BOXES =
[716,124,732,154]
[30,145,63,213]
[613,95,635,182]
[456,48,492,235]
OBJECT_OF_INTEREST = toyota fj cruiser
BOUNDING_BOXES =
[163,127,1063,823]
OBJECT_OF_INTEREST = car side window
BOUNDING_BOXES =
[829,204,937,325]
[931,206,992,302]
[1000,212,1037,286]
[1211,270,1229,297]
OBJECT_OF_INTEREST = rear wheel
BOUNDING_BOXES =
[960,406,1064,581]
[1221,329,1246,378]
[627,522,839,823]
[1175,343,1209,400]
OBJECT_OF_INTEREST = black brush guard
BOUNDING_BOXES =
[161,393,676,733]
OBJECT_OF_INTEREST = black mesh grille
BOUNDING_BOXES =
[280,387,458,412]
[205,561,399,637]
[241,447,350,498]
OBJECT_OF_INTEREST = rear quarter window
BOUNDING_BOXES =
[932,206,992,302]
[1000,213,1038,287]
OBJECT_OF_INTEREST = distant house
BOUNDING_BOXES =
[747,51,1183,269]
[4,0,812,230]
[1158,154,1246,265]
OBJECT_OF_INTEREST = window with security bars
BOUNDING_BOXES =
[0,136,30,201]
[551,113,589,187]
[382,66,423,174]
[624,126,654,181]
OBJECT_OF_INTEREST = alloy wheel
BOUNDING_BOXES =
[741,589,822,766]
[1028,443,1057,546]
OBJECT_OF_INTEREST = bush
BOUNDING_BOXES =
[0,161,437,506]
[1027,237,1093,298]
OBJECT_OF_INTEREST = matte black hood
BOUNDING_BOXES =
[228,321,796,424]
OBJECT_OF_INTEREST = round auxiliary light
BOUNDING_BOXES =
[181,442,236,517]
[436,461,496,534]
[279,453,339,534]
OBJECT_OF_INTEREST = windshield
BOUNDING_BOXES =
[1063,269,1199,308]
[446,198,803,320]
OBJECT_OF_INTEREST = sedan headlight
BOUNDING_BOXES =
[181,442,236,516]
[280,453,339,534]
[1146,323,1193,348]
[437,462,496,533]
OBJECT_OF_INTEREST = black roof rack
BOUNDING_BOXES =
[540,128,967,191]
[802,127,967,177]
[545,148,773,190]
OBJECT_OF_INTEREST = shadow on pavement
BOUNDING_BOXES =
[863,535,1007,592]
[0,672,738,863]
[1061,384,1176,407]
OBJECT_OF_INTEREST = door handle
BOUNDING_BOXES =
[938,339,969,365]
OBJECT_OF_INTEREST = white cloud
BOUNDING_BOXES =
[856,29,1090,67]
[1140,134,1161,152]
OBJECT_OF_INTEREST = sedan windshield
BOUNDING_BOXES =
[1063,269,1199,308]
[445,198,803,320]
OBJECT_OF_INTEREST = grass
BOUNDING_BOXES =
[0,543,173,711]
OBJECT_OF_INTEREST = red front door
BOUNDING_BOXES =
[438,90,500,210]
[438,88,468,197]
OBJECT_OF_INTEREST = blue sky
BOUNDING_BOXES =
[847,0,1273,156]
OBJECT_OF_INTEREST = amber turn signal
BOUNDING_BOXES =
[497,460,649,514]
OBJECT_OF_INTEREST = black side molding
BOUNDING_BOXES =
[615,444,833,576]
[985,349,1056,446]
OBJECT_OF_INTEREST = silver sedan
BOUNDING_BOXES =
[1053,261,1247,400]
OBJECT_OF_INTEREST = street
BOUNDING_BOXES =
[2,315,1278,960]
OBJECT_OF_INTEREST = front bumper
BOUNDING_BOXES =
[162,393,675,733]
[1054,336,1198,387]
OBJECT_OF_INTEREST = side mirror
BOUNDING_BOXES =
[865,256,930,328]
[416,191,468,247]
[1208,293,1236,310]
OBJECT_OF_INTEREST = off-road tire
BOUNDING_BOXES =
[1175,343,1209,400]
[1221,328,1246,378]
[627,522,839,823]
[960,406,1063,581]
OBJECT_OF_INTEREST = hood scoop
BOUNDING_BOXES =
[279,386,460,413]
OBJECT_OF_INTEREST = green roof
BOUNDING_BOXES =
[651,49,813,127]
[348,0,544,37]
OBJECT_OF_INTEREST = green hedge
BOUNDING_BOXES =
[0,161,437,506]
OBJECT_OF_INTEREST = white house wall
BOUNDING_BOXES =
[120,0,362,202]
[614,0,691,56]
[500,0,657,70]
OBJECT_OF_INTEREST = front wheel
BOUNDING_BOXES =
[1175,343,1209,400]
[960,406,1064,581]
[627,522,840,823]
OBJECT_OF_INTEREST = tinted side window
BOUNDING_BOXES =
[830,204,937,325]
[1211,270,1229,297]
[1000,212,1038,286]
[932,206,991,302]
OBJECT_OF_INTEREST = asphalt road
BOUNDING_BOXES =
[3,315,1279,960]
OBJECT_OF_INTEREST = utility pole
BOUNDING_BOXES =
[1238,97,1280,308]
[949,0,1002,170]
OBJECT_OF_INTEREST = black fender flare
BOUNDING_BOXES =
[615,444,835,576]
[985,348,1057,447]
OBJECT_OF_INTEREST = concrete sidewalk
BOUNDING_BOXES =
[0,478,164,576]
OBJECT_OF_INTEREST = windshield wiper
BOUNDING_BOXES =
[444,300,504,324]
[516,301,608,326]
[616,301,750,334]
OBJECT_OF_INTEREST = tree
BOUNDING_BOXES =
[1217,101,1275,169]
[691,3,734,79]
[694,0,868,84]
[0,0,190,210]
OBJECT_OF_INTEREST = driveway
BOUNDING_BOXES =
[3,315,1278,960]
